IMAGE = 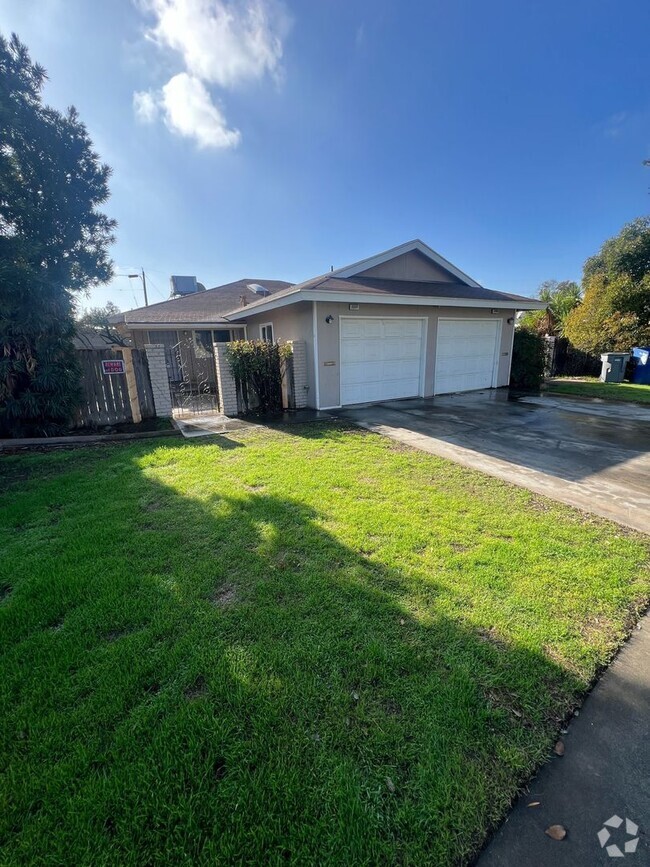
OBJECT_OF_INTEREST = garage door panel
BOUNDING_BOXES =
[340,318,424,405]
[434,319,500,395]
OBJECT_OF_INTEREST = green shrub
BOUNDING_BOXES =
[225,340,292,414]
[510,328,546,390]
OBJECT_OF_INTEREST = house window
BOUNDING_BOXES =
[213,329,231,343]
[260,323,274,343]
[194,330,213,357]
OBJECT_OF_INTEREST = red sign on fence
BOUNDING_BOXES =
[101,359,125,375]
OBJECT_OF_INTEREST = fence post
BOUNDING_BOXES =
[287,340,308,408]
[213,343,239,416]
[145,344,173,417]
[119,346,142,424]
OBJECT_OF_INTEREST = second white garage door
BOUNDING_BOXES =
[434,318,501,395]
[340,317,425,405]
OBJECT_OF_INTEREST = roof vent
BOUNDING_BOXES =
[247,283,270,297]
[170,276,199,297]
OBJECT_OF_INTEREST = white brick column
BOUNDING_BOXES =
[288,340,308,409]
[213,343,239,416]
[144,344,172,417]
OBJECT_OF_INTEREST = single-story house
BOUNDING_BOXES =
[112,239,544,409]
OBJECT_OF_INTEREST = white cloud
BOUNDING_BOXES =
[144,0,289,88]
[133,89,160,123]
[161,73,241,148]
[132,0,289,148]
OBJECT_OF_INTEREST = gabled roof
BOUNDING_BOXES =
[110,278,292,327]
[224,240,544,318]
[224,272,544,318]
[331,238,482,287]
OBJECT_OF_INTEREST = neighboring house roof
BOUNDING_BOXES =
[74,328,128,349]
[110,279,293,327]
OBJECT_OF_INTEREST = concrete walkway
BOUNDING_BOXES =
[334,391,650,533]
[477,613,650,865]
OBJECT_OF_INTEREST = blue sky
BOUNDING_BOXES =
[1,0,649,311]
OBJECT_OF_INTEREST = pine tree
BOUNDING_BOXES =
[0,33,115,436]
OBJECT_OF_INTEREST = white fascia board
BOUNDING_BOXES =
[224,289,544,319]
[125,322,246,330]
[331,239,483,288]
[306,290,544,310]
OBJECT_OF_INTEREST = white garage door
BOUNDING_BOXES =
[434,319,501,395]
[340,317,425,405]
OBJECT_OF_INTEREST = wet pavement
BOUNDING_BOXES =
[333,390,650,533]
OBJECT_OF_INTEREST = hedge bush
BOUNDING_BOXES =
[510,328,546,390]
[225,340,291,414]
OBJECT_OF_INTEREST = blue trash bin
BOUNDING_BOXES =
[630,347,650,385]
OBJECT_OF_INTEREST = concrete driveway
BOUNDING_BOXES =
[334,390,650,534]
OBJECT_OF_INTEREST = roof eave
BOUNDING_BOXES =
[226,289,545,318]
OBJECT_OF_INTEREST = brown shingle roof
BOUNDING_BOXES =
[224,274,536,317]
[111,279,293,326]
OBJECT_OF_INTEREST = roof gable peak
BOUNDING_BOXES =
[331,239,482,288]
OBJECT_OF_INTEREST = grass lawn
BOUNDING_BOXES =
[546,377,650,404]
[1,424,649,865]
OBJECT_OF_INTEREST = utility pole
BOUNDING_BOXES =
[141,268,149,307]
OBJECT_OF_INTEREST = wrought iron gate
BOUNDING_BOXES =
[166,336,220,417]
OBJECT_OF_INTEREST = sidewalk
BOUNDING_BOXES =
[477,613,650,865]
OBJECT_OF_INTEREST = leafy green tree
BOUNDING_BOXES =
[519,279,581,336]
[0,33,115,436]
[76,301,125,346]
[77,300,121,330]
[565,217,650,354]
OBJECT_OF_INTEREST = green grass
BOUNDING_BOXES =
[1,424,648,865]
[547,377,650,404]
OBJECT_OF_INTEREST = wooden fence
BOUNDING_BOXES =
[74,348,155,428]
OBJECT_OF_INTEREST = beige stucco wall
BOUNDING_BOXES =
[314,302,515,408]
[244,302,316,406]
[128,302,515,409]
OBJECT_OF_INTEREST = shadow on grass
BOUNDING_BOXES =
[0,435,641,866]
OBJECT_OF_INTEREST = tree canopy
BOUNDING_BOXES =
[564,217,650,354]
[76,301,124,346]
[0,33,115,436]
[518,279,581,336]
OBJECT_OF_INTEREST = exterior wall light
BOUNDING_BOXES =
[325,315,334,324]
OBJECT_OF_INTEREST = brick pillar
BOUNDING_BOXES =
[213,343,239,416]
[144,344,172,417]
[288,340,308,409]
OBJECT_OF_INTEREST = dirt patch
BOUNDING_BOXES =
[478,626,508,650]
[1,583,13,602]
[213,757,227,780]
[450,542,470,553]
[485,687,528,725]
[103,627,134,642]
[382,698,403,717]
[210,584,237,607]
[526,496,554,513]
[184,675,207,700]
